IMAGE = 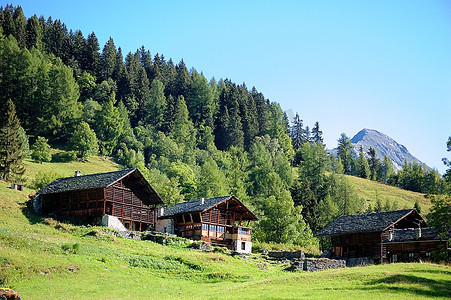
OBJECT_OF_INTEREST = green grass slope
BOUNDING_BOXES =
[0,158,449,299]
[346,175,432,213]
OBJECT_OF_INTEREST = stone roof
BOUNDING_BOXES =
[382,227,449,243]
[315,209,421,237]
[162,195,258,220]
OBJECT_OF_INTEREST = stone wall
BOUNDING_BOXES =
[346,257,374,267]
[268,250,305,260]
[287,257,346,272]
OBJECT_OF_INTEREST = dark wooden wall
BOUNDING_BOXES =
[331,232,382,258]
[41,188,104,218]
[104,178,155,226]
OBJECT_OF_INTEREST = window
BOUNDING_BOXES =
[210,225,217,232]
[202,224,208,230]
[408,253,415,260]
[238,227,249,235]
[241,242,246,250]
[426,252,431,257]
[218,226,225,233]
[392,254,397,262]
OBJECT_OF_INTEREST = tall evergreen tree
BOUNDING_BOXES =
[367,147,380,181]
[311,121,323,144]
[99,37,118,82]
[26,15,43,50]
[170,95,196,152]
[188,70,216,128]
[12,6,26,48]
[381,155,395,184]
[337,133,354,175]
[85,32,100,76]
[290,113,304,151]
[0,99,26,181]
[94,93,124,155]
[144,79,166,129]
[357,145,370,179]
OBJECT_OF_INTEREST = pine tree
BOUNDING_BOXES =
[311,121,323,144]
[381,155,395,184]
[99,37,118,81]
[357,145,370,179]
[0,99,26,182]
[94,93,124,155]
[367,147,380,181]
[302,125,311,144]
[170,95,196,151]
[337,133,354,175]
[144,79,166,129]
[188,70,216,128]
[85,32,100,76]
[290,113,304,151]
[26,15,43,50]
[12,6,26,48]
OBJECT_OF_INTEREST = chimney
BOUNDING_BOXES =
[415,227,421,239]
[201,198,205,205]
[158,207,164,218]
[388,231,393,241]
[74,170,81,177]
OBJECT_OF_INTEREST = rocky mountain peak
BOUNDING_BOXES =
[349,128,424,171]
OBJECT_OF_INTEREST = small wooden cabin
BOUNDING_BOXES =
[314,209,448,263]
[37,168,163,231]
[157,195,258,253]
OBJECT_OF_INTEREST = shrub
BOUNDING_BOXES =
[30,171,62,190]
[31,136,52,163]
[213,246,231,255]
[61,243,80,254]
[52,150,77,162]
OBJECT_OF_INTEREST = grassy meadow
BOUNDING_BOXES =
[0,157,449,299]
[346,174,432,213]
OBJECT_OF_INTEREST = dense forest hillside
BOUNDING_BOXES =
[0,5,448,248]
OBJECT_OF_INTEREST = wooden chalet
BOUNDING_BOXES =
[157,195,258,253]
[37,169,163,231]
[381,227,449,262]
[314,209,448,263]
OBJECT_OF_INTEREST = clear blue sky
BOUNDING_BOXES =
[6,0,451,173]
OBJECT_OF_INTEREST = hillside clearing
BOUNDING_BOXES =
[346,175,432,213]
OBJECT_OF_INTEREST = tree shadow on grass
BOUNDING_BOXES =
[364,274,451,298]
[406,267,451,276]
[20,200,44,225]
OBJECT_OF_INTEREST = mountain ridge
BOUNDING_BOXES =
[331,128,426,171]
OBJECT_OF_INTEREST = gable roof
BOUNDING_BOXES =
[162,195,258,221]
[38,168,163,204]
[315,209,425,237]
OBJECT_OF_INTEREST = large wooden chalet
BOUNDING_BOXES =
[36,169,163,231]
[315,209,449,263]
[156,195,258,253]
